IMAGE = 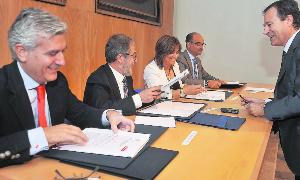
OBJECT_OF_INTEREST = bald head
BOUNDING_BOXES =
[185,32,205,57]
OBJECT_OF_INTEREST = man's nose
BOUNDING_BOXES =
[56,52,65,66]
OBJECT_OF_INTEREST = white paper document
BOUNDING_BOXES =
[161,69,189,91]
[138,101,205,117]
[225,81,240,85]
[58,128,150,158]
[135,116,176,128]
[245,87,274,93]
[186,91,226,101]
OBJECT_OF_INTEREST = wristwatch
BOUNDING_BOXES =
[180,88,186,97]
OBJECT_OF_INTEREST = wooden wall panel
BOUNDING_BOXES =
[0,0,173,99]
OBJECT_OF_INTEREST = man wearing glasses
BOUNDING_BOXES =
[177,32,224,88]
[84,34,161,116]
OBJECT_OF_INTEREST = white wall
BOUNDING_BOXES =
[174,0,299,84]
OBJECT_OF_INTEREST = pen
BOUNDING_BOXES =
[239,94,250,104]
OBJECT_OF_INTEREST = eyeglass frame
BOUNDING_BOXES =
[190,41,207,47]
[54,166,100,180]
[124,52,137,61]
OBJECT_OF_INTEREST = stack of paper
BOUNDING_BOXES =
[224,81,240,85]
[138,101,205,117]
[186,91,226,101]
[58,128,150,158]
[245,87,274,93]
[135,116,176,128]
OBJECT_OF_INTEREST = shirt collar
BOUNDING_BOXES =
[284,30,300,53]
[187,50,196,61]
[17,62,39,90]
[109,64,125,83]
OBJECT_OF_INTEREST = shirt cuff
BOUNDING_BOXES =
[132,94,143,108]
[27,127,49,155]
[264,98,272,104]
[101,110,111,127]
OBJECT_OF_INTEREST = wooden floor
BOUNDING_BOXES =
[258,133,294,180]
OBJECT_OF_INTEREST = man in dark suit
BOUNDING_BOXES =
[177,32,224,88]
[243,0,300,179]
[0,8,134,167]
[84,34,161,115]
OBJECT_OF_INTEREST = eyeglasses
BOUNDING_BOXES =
[125,52,137,61]
[191,41,207,47]
[54,166,100,180]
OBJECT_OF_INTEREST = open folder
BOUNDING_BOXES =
[136,100,206,118]
[220,82,247,89]
[176,112,246,130]
[40,125,178,179]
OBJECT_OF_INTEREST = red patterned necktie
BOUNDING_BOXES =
[36,85,47,127]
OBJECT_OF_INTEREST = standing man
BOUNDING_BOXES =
[84,34,161,116]
[243,0,300,178]
[0,8,134,167]
[177,32,224,88]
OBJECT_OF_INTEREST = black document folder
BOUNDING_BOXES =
[62,147,178,180]
[40,124,167,169]
[176,113,246,130]
[40,124,178,179]
[220,82,247,89]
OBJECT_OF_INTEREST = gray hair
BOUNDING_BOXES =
[105,34,133,63]
[8,8,67,60]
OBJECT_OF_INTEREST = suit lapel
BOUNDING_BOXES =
[184,50,194,74]
[275,32,300,97]
[103,64,122,99]
[46,78,64,126]
[7,62,35,129]
[126,76,135,96]
[275,53,287,88]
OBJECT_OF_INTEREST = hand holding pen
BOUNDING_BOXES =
[239,94,264,106]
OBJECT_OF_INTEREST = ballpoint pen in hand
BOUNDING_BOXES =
[239,94,250,104]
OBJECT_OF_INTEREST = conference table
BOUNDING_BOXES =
[0,83,274,180]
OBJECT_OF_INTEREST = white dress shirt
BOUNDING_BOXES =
[17,62,109,155]
[284,30,300,53]
[109,65,142,108]
[144,60,183,99]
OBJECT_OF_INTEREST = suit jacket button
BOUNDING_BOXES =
[0,153,5,159]
[15,154,20,159]
[5,151,11,157]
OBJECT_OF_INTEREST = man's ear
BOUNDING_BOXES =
[286,15,294,27]
[116,54,125,63]
[186,42,192,49]
[15,44,28,62]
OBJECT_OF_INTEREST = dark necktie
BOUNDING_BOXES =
[282,51,286,57]
[281,51,288,71]
[122,77,128,98]
[36,85,47,127]
[192,58,199,79]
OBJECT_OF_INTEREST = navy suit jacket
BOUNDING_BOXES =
[0,61,105,167]
[84,63,137,116]
[265,32,300,175]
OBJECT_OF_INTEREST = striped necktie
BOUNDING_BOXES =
[122,77,128,98]
[192,58,199,79]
